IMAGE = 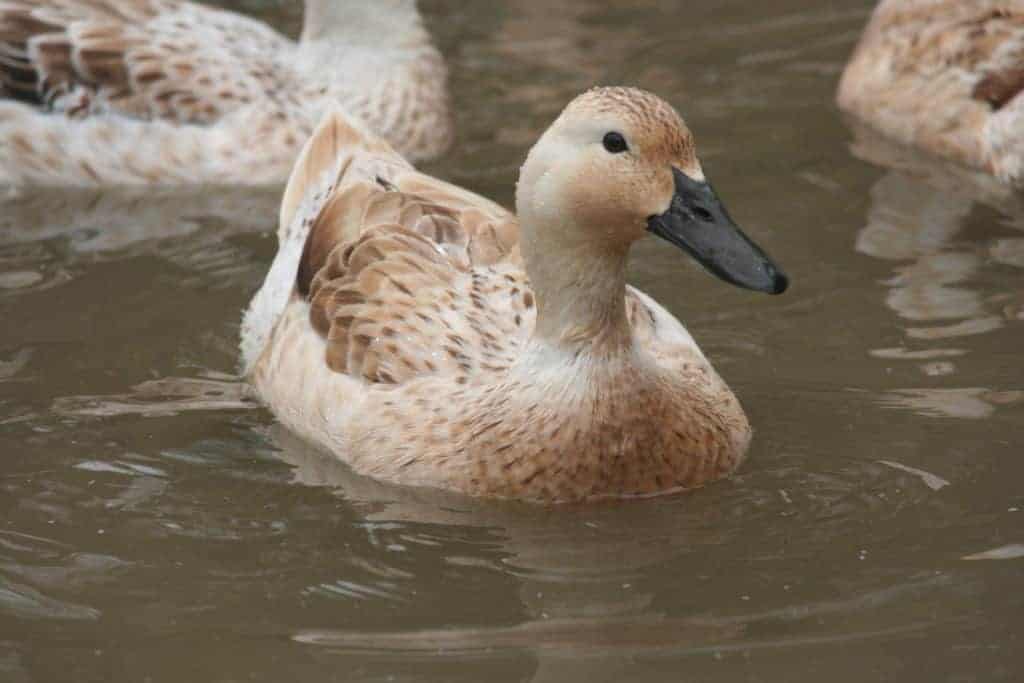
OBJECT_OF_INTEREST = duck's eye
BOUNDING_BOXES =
[602,132,628,154]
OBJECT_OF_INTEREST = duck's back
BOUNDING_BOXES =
[0,0,311,185]
[0,1,452,185]
[838,0,1024,182]
[0,0,293,124]
[242,108,524,378]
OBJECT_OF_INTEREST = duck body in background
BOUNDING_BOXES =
[0,0,451,186]
[838,0,1024,184]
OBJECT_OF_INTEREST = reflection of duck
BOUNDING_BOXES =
[838,0,1024,183]
[858,173,987,325]
[0,0,451,186]
[853,134,1024,417]
[0,186,278,252]
[273,423,746,681]
[856,167,1018,340]
[242,88,787,502]
[878,387,1024,419]
[270,425,957,681]
[0,185,281,299]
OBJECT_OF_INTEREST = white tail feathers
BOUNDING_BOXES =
[242,108,400,375]
[278,106,394,238]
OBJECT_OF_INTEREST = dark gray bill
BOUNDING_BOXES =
[646,167,788,294]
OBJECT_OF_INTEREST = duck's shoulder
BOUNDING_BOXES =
[281,108,526,386]
[0,0,292,125]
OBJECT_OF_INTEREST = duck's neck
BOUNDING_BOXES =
[300,0,429,49]
[521,223,633,356]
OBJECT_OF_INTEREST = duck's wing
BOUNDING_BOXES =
[838,1,1024,169]
[0,0,292,124]
[277,108,527,386]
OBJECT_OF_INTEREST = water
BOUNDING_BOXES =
[1,1,1022,680]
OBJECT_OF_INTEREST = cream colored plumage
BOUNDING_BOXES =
[838,0,1024,183]
[0,0,451,187]
[242,88,786,503]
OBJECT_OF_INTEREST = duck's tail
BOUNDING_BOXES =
[278,106,399,242]
[241,107,404,375]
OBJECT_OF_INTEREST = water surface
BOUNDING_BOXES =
[1,1,1022,681]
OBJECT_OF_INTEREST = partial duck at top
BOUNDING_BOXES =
[0,0,451,187]
[838,0,1024,184]
[241,87,787,503]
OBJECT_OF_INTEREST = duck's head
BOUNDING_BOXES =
[516,87,787,295]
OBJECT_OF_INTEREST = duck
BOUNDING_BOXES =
[837,0,1024,184]
[240,87,788,503]
[0,0,451,187]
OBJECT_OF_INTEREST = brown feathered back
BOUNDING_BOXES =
[0,0,292,122]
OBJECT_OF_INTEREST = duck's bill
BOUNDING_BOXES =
[647,168,788,295]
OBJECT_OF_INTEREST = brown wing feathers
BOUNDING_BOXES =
[296,172,525,385]
[306,224,460,381]
[0,1,274,123]
[0,1,151,107]
[0,4,64,102]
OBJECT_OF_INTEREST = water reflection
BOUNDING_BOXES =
[54,375,254,419]
[272,428,958,681]
[877,388,1024,421]
[0,186,278,255]
[849,125,1024,419]
[0,182,279,370]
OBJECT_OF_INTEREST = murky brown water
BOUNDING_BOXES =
[2,1,1023,680]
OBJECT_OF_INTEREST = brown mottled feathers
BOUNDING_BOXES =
[838,0,1024,179]
[285,110,522,385]
[569,86,696,164]
[850,1,1024,112]
[286,109,659,387]
[0,0,292,123]
[305,224,531,383]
